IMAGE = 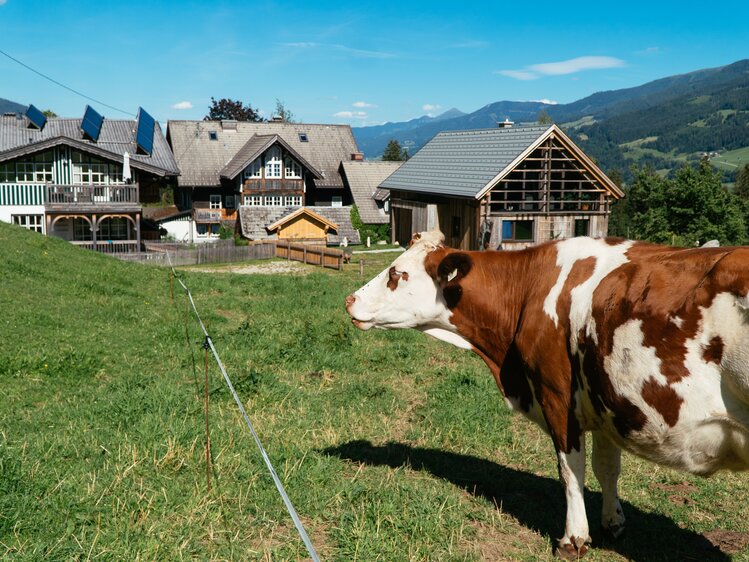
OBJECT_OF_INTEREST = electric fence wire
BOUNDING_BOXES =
[165,252,320,562]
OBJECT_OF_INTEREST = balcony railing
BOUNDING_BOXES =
[242,179,303,192]
[45,184,139,206]
[194,209,222,223]
[70,240,139,253]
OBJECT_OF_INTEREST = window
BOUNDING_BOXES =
[73,218,92,241]
[265,195,282,206]
[16,162,35,182]
[208,131,218,141]
[196,224,208,237]
[284,195,302,206]
[501,220,534,242]
[12,214,43,233]
[71,152,122,185]
[197,223,220,237]
[33,151,54,182]
[243,158,262,178]
[244,195,262,206]
[299,133,308,142]
[284,157,302,179]
[209,194,222,209]
[0,163,15,182]
[574,219,590,237]
[265,147,282,178]
[331,195,343,207]
[99,217,128,240]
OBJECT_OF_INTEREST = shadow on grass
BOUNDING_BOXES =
[322,440,729,562]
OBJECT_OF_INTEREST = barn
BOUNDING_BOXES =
[380,122,624,250]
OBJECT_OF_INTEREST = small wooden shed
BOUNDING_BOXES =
[266,207,339,242]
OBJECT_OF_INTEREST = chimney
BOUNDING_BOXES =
[497,118,514,129]
[221,119,237,131]
[351,152,363,161]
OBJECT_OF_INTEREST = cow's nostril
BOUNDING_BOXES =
[345,294,356,309]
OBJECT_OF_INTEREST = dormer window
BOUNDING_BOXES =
[299,133,308,142]
[208,131,218,141]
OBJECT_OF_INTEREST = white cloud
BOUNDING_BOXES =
[353,101,376,108]
[638,46,662,55]
[532,99,558,105]
[497,55,626,81]
[171,101,193,110]
[529,56,625,75]
[422,104,442,112]
[495,69,539,81]
[334,111,368,119]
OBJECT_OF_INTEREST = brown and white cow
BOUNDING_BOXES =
[345,230,749,559]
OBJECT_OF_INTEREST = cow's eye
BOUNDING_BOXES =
[387,267,407,290]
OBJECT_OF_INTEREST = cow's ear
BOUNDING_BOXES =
[437,252,472,287]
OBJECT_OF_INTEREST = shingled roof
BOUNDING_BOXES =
[220,134,323,180]
[340,160,401,224]
[167,120,359,188]
[238,205,360,245]
[0,114,179,176]
[379,124,623,200]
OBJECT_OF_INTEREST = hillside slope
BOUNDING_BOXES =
[0,97,26,115]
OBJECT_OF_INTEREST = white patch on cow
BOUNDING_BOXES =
[543,238,633,352]
[669,315,684,329]
[420,327,473,350]
[347,231,461,337]
[446,268,458,283]
[603,319,671,440]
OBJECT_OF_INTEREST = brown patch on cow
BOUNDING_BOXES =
[703,530,749,554]
[641,376,683,427]
[703,335,724,364]
[387,266,400,291]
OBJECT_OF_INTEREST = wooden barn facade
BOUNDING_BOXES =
[380,123,624,250]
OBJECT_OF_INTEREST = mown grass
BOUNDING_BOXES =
[2,221,749,561]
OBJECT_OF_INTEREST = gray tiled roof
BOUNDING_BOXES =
[238,205,360,245]
[168,120,359,188]
[0,114,179,176]
[340,160,401,224]
[380,125,553,198]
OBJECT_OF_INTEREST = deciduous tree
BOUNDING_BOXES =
[204,97,263,121]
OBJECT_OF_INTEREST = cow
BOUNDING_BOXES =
[345,230,749,559]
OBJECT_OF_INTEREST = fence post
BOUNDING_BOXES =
[359,259,364,277]
[303,245,307,265]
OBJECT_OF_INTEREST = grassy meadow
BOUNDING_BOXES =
[2,221,749,561]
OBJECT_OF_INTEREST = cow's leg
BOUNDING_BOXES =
[556,433,591,560]
[592,431,625,540]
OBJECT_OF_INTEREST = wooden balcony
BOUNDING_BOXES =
[71,240,139,253]
[242,179,303,193]
[45,184,140,210]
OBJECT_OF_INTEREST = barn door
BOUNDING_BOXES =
[394,208,413,247]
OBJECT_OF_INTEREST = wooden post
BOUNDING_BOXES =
[303,245,307,265]
[204,344,212,492]
[359,259,364,277]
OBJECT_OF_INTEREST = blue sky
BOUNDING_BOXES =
[1,0,747,127]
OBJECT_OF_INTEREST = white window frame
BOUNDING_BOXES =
[284,195,302,206]
[244,195,262,206]
[284,158,302,179]
[265,147,282,178]
[331,195,343,208]
[264,195,282,206]
[243,158,262,178]
[209,194,222,209]
[12,214,44,233]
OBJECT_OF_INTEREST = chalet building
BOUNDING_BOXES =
[0,105,179,252]
[166,119,363,243]
[380,123,624,250]
[339,160,402,227]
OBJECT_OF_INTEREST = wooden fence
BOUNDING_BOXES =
[116,241,276,266]
[275,240,347,270]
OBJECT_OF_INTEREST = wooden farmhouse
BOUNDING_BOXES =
[380,123,624,250]
[0,105,179,252]
[166,119,372,244]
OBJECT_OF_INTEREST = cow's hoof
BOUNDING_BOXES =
[601,523,626,542]
[556,538,589,560]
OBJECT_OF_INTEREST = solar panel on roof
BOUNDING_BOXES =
[25,104,47,130]
[81,105,104,142]
[135,107,155,156]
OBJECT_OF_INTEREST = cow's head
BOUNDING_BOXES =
[345,231,474,343]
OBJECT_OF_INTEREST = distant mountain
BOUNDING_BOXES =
[0,98,26,115]
[353,60,749,179]
[353,102,550,157]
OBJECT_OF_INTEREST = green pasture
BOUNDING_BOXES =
[2,222,749,561]
[712,147,749,172]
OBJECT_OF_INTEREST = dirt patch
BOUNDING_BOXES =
[649,481,698,506]
[463,518,550,561]
[703,530,749,554]
[190,261,312,275]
